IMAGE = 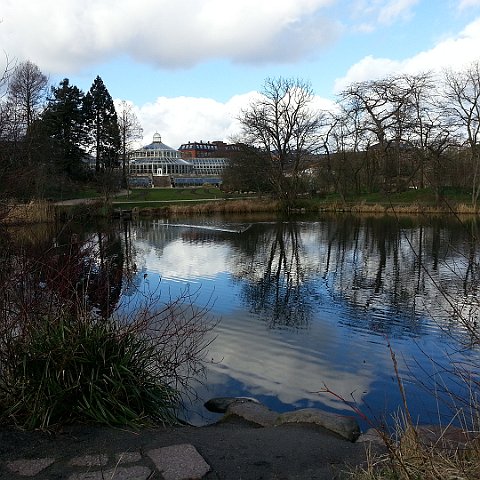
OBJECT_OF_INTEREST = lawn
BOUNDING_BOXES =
[114,187,228,202]
[320,187,472,206]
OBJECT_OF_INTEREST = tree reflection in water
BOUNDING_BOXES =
[232,222,314,329]
[0,221,126,321]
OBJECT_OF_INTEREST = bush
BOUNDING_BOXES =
[0,227,214,430]
[1,316,180,429]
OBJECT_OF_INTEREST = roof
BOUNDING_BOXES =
[138,133,179,153]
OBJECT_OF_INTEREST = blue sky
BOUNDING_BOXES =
[2,0,480,147]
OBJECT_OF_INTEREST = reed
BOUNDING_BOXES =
[352,416,480,479]
[318,202,479,215]
[139,198,281,216]
[1,200,55,225]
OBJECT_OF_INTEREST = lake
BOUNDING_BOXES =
[114,213,480,429]
[10,213,478,430]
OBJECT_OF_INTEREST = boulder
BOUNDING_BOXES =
[223,401,278,427]
[275,408,361,442]
[204,396,260,413]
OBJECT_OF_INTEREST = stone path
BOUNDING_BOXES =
[4,443,210,479]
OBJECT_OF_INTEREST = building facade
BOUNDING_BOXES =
[128,135,238,187]
[129,133,193,176]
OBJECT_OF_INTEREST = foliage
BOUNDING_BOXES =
[0,226,215,429]
[84,76,121,173]
[41,78,89,179]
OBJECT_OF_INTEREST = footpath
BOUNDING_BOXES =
[0,422,381,480]
[0,401,385,480]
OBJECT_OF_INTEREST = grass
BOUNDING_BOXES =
[352,420,480,479]
[47,187,101,201]
[115,187,244,202]
[2,316,180,429]
[109,187,477,215]
[318,188,472,207]
[0,232,215,430]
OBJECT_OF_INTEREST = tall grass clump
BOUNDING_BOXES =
[0,226,215,429]
[3,316,180,429]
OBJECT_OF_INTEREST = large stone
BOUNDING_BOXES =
[356,428,385,445]
[147,444,210,480]
[223,401,278,427]
[275,408,361,442]
[204,396,260,413]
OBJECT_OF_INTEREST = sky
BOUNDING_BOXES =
[2,0,480,148]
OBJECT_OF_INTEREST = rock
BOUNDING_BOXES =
[275,408,361,442]
[223,401,278,427]
[148,444,210,480]
[356,428,385,445]
[204,396,260,413]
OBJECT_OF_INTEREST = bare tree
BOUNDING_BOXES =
[7,60,48,133]
[116,100,143,188]
[321,106,374,198]
[443,62,480,208]
[237,77,324,208]
[339,74,429,192]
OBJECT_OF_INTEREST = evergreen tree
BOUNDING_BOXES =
[41,78,88,177]
[84,76,120,172]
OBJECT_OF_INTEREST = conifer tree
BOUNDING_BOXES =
[84,76,120,172]
[42,78,87,177]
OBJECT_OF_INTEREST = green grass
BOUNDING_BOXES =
[45,187,101,201]
[318,188,472,206]
[1,315,180,429]
[116,187,228,202]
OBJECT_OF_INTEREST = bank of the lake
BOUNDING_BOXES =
[110,186,478,216]
[3,187,477,225]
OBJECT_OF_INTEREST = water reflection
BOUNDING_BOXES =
[1,221,125,320]
[121,214,479,426]
[232,222,314,328]
[5,215,479,428]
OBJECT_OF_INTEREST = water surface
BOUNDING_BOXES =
[119,214,480,428]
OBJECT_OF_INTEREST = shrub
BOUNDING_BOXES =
[0,227,214,430]
[1,315,180,429]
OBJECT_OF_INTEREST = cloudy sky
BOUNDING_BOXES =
[2,0,480,147]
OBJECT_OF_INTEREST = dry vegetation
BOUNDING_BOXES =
[0,200,55,225]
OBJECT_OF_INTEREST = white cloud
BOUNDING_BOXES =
[377,0,419,25]
[130,92,255,148]
[459,0,480,10]
[130,90,336,148]
[0,0,337,73]
[334,17,480,91]
[350,0,419,31]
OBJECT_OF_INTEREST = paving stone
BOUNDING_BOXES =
[7,457,55,477]
[148,443,210,480]
[69,453,109,467]
[115,451,143,464]
[68,466,152,480]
